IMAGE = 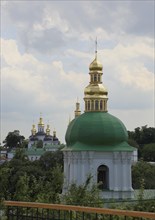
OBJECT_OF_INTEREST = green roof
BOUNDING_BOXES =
[64,112,134,152]
[25,148,45,156]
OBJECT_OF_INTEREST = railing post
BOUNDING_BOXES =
[70,210,72,220]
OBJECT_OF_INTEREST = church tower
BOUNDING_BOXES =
[63,47,136,199]
[74,100,81,118]
[84,50,108,112]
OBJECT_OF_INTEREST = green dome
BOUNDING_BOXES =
[65,112,133,151]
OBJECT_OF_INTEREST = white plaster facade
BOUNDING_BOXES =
[63,150,134,199]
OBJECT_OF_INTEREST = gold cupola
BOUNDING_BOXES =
[46,124,50,135]
[53,129,56,138]
[31,124,36,136]
[38,113,45,132]
[74,99,81,118]
[84,49,108,112]
[89,53,103,72]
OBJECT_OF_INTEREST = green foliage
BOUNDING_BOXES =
[13,148,28,160]
[39,150,63,170]
[132,160,155,189]
[141,143,155,161]
[3,130,25,148]
[137,178,145,201]
[0,150,63,204]
[62,175,103,207]
[128,126,155,145]
[128,126,155,160]
[127,138,139,148]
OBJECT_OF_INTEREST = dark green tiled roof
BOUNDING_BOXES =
[65,112,133,152]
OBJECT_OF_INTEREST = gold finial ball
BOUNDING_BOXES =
[89,57,103,71]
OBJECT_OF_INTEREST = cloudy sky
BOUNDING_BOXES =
[1,0,154,144]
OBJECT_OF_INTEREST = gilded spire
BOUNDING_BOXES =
[74,98,81,118]
[53,128,56,137]
[38,113,44,133]
[84,45,108,113]
[38,113,44,126]
[46,124,50,135]
[31,124,36,136]
[95,37,97,58]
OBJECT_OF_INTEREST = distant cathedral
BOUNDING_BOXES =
[28,115,60,149]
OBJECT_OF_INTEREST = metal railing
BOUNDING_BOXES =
[4,200,155,220]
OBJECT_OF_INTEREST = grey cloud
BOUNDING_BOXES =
[20,28,66,54]
[124,1,154,37]
[107,80,154,110]
[3,1,154,56]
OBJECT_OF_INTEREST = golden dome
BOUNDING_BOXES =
[46,124,50,135]
[31,124,36,135]
[38,117,44,126]
[84,84,108,98]
[89,55,103,71]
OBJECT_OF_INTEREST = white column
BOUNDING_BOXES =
[81,152,86,184]
[113,152,119,191]
[121,152,127,191]
[63,152,69,192]
[127,153,133,190]
[77,152,81,185]
[73,153,78,183]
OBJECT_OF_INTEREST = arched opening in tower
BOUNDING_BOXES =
[97,165,109,190]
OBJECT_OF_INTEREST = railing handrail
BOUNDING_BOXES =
[4,200,155,219]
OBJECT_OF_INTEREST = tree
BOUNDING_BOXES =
[132,160,155,189]
[62,176,103,207]
[128,126,155,159]
[39,150,63,170]
[0,149,64,204]
[141,143,155,161]
[14,173,30,201]
[128,126,155,146]
[3,130,25,148]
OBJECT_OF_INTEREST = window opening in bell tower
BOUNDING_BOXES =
[97,165,109,190]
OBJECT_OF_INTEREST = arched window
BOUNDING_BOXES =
[91,75,93,82]
[104,100,106,111]
[100,100,103,110]
[94,74,97,82]
[91,100,94,111]
[88,100,90,110]
[95,100,98,110]
[98,75,100,82]
[85,101,87,111]
[97,165,109,190]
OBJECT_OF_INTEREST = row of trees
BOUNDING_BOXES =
[0,149,155,213]
[128,125,155,161]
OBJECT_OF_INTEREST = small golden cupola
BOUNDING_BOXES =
[38,113,45,132]
[31,124,36,136]
[74,99,81,118]
[84,45,108,112]
[46,124,50,135]
[53,129,56,138]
